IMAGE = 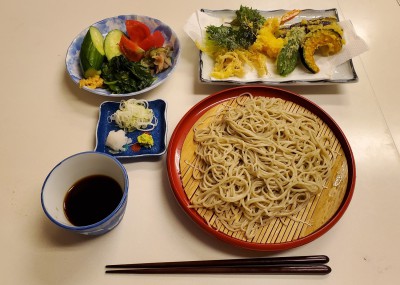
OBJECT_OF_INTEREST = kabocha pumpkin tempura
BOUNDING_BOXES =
[199,6,345,78]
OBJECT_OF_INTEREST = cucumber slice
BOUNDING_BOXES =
[80,26,105,78]
[104,29,123,61]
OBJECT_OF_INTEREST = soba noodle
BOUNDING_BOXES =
[189,93,332,239]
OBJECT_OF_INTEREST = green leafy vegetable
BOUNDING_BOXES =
[101,55,155,93]
[205,5,265,50]
[230,5,266,46]
[206,25,240,51]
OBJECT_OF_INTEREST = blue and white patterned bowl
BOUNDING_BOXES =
[66,15,180,97]
[41,151,129,235]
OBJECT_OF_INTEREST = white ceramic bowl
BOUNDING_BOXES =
[41,151,129,235]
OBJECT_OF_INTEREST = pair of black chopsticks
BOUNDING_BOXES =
[105,255,331,275]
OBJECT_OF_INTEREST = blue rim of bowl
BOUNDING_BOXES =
[40,151,129,231]
[65,14,181,97]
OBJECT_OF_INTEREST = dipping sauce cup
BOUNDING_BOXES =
[41,151,129,235]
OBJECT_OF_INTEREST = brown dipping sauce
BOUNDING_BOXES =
[64,175,123,226]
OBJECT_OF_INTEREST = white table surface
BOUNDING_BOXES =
[1,0,399,284]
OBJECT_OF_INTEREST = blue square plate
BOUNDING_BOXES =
[95,99,167,158]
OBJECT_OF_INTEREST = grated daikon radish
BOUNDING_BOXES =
[105,130,132,152]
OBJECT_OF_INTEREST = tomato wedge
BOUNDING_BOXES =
[138,30,165,51]
[125,20,151,43]
[119,34,145,62]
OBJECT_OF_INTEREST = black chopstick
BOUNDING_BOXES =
[106,255,329,268]
[105,255,331,275]
[105,265,331,275]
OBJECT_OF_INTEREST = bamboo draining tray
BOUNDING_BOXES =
[167,86,356,251]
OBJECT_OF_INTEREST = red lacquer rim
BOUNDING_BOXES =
[166,85,356,251]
